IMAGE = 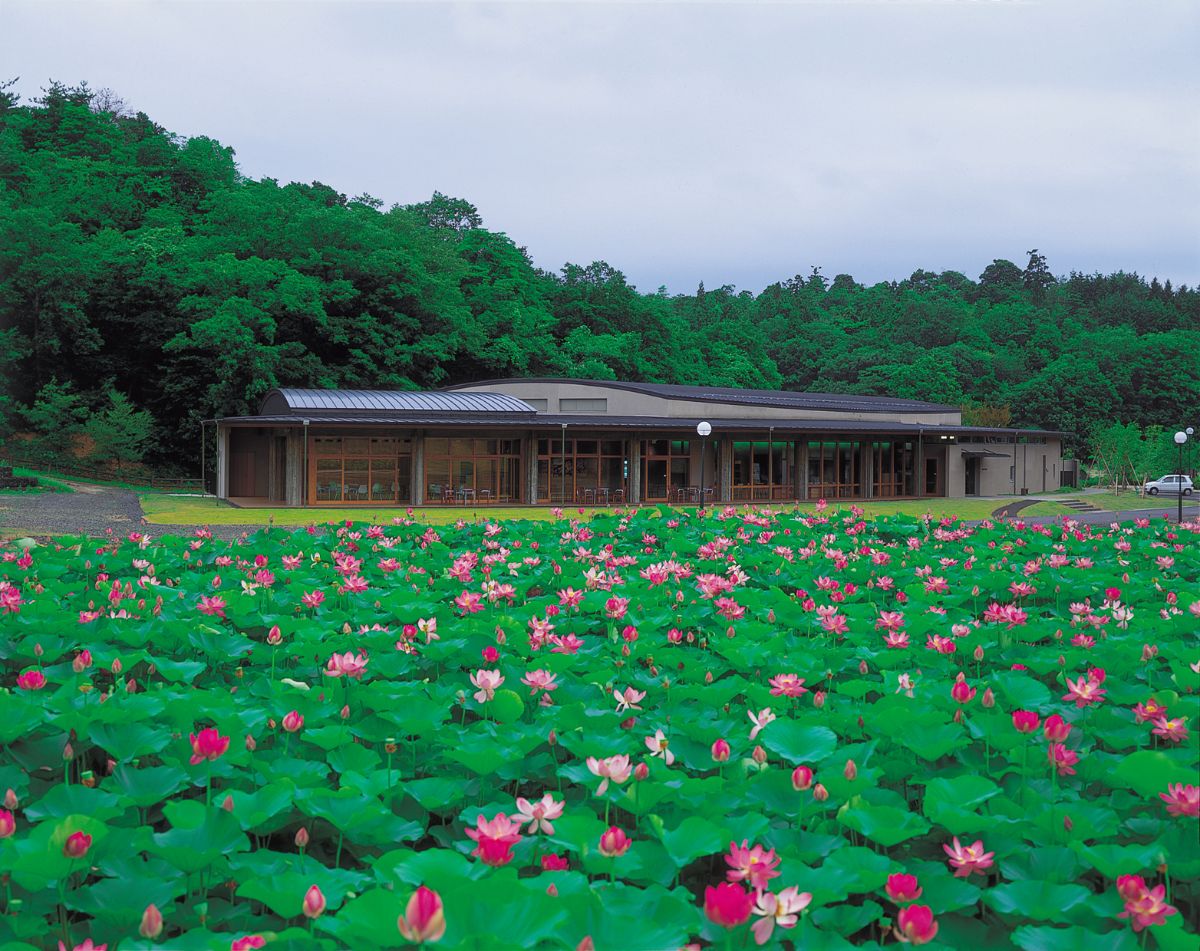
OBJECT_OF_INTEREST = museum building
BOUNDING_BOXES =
[210,378,1065,506]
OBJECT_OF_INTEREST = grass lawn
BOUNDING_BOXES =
[0,467,73,494]
[139,492,1058,526]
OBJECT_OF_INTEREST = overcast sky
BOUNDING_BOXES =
[6,0,1198,293]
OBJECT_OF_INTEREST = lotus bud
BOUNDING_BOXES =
[245,734,257,752]
[981,687,995,708]
[302,884,326,919]
[282,710,304,733]
[973,645,985,661]
[139,903,164,939]
[843,759,857,781]
[634,762,650,781]
[546,883,559,897]
[813,691,826,709]
[112,658,122,674]
[63,742,74,761]
[620,716,635,730]
[267,625,283,645]
[752,745,767,766]
[548,730,558,747]
[1142,644,1158,661]
[953,708,963,723]
[711,739,731,763]
[295,827,310,849]
[858,660,868,675]
[221,795,234,813]
[1063,815,1073,833]
[4,789,17,810]
[340,704,350,720]
[813,783,829,802]
[34,643,43,657]
[126,677,137,693]
[791,765,813,791]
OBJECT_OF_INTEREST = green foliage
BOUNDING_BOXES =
[84,388,154,472]
[1,84,1198,471]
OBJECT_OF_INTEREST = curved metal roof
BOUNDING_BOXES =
[444,378,957,414]
[260,388,536,415]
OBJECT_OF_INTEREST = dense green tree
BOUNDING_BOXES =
[1,84,1197,474]
[84,388,154,472]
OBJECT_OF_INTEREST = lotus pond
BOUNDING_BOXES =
[0,506,1197,951]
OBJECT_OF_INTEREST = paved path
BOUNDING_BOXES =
[0,483,263,543]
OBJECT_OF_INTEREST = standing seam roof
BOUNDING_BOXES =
[263,388,536,414]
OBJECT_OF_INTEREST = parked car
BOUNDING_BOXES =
[1143,474,1194,496]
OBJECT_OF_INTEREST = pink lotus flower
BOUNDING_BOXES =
[511,793,564,834]
[281,710,304,733]
[1132,697,1168,723]
[325,651,368,679]
[884,631,910,649]
[950,679,976,704]
[302,884,326,919]
[465,812,522,866]
[300,590,325,610]
[549,633,584,654]
[586,755,633,795]
[470,669,504,703]
[454,591,484,615]
[768,674,808,698]
[598,825,632,857]
[63,831,92,858]
[520,669,558,695]
[231,936,266,950]
[1159,783,1199,818]
[751,886,811,945]
[397,886,445,944]
[604,595,629,619]
[886,873,922,902]
[704,883,755,929]
[1043,714,1072,742]
[1062,675,1106,707]
[712,739,731,762]
[0,809,15,838]
[16,669,46,691]
[1047,743,1079,776]
[613,686,646,713]
[645,729,675,765]
[189,727,230,764]
[1117,881,1178,932]
[894,904,939,944]
[725,840,782,891]
[541,853,569,871]
[943,837,994,877]
[57,942,106,951]
[1151,716,1189,744]
[748,707,775,741]
[1012,710,1040,733]
[197,594,226,617]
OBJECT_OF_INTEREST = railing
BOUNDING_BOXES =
[1,456,204,492]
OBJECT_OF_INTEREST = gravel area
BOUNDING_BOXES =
[0,482,264,543]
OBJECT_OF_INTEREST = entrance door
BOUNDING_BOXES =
[230,452,256,497]
[644,460,668,501]
[924,458,941,496]
[965,458,978,496]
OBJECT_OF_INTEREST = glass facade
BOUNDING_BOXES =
[425,437,523,504]
[871,440,916,498]
[536,437,627,503]
[641,439,691,502]
[807,441,863,499]
[732,439,792,501]
[312,435,412,503]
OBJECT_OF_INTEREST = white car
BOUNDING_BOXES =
[1143,474,1194,496]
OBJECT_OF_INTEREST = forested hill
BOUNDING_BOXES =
[2,83,1198,470]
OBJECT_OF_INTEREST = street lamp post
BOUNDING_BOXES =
[696,421,712,513]
[1174,430,1188,524]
